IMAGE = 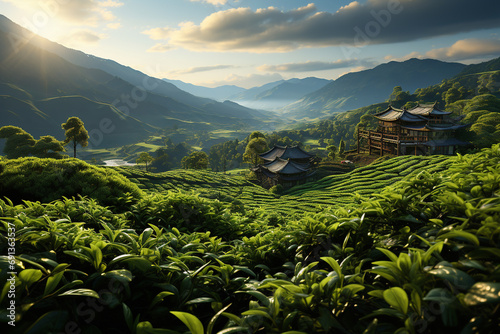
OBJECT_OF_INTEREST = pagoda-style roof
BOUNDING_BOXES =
[375,107,427,122]
[259,145,314,162]
[259,157,310,175]
[408,103,451,116]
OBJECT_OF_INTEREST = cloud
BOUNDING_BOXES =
[201,73,284,89]
[143,0,500,53]
[425,39,500,61]
[189,0,230,5]
[146,43,175,53]
[170,64,236,75]
[142,27,172,40]
[257,59,373,72]
[1,0,123,27]
[107,22,122,29]
[59,29,104,46]
[388,38,500,62]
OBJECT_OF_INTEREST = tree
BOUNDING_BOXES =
[326,145,337,161]
[181,151,209,169]
[243,137,268,166]
[338,139,346,157]
[0,126,36,158]
[32,135,65,158]
[61,117,89,158]
[136,152,154,172]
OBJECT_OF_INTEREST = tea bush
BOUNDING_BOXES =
[0,158,143,208]
[1,145,499,333]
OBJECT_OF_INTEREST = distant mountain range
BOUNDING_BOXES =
[163,77,332,111]
[0,15,273,149]
[281,58,467,120]
[228,77,332,111]
[162,79,245,102]
[1,13,495,153]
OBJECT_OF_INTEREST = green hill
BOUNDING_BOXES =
[115,154,454,214]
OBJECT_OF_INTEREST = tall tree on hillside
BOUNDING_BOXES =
[338,139,346,157]
[62,117,89,158]
[0,126,36,158]
[136,152,154,172]
[243,137,268,166]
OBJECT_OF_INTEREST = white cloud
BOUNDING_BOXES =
[107,22,121,29]
[169,64,236,75]
[425,39,500,61]
[389,38,500,62]
[146,43,175,53]
[59,29,105,46]
[1,0,123,27]
[201,73,283,89]
[189,0,230,5]
[257,59,373,72]
[143,0,500,53]
[142,27,172,40]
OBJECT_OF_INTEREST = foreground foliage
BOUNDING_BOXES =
[1,144,500,333]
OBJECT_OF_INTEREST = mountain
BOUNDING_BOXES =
[0,15,273,149]
[0,15,268,124]
[282,58,467,120]
[162,79,245,101]
[229,77,331,110]
[456,57,500,76]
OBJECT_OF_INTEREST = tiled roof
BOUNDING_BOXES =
[375,107,427,122]
[261,157,310,175]
[408,103,451,116]
[260,145,313,161]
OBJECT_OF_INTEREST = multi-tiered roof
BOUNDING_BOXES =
[253,145,316,187]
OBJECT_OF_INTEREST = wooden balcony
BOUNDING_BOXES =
[357,129,429,156]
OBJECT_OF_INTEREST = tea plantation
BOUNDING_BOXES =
[1,145,499,333]
[116,154,454,214]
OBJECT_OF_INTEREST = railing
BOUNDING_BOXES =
[358,130,428,143]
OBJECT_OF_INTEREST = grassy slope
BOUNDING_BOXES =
[115,154,454,214]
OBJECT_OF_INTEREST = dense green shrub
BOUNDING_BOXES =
[0,157,143,207]
[1,145,500,333]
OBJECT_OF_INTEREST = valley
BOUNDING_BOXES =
[1,6,500,333]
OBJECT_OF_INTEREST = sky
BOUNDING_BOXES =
[1,0,500,88]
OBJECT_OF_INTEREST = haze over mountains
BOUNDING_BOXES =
[281,58,467,120]
[164,60,467,119]
[0,13,492,152]
[0,14,273,148]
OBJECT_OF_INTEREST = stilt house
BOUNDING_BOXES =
[357,103,470,156]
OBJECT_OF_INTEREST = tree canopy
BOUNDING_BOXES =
[136,152,154,172]
[181,151,209,170]
[243,137,268,166]
[0,126,65,159]
[62,117,89,158]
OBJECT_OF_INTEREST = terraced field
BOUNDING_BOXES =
[115,154,455,214]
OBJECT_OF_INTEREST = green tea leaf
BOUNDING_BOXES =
[19,269,43,288]
[383,287,408,314]
[464,282,500,306]
[170,311,204,334]
[439,231,479,246]
[428,267,475,290]
[59,288,99,298]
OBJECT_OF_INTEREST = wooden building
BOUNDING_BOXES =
[357,103,470,156]
[252,145,316,188]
